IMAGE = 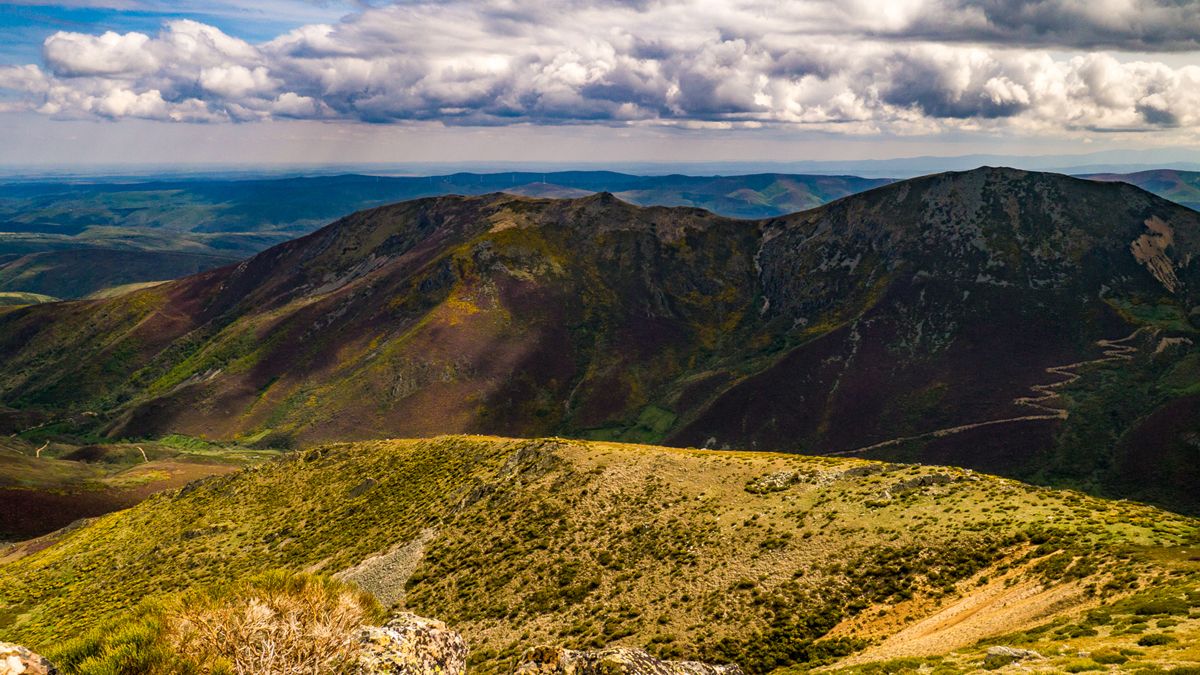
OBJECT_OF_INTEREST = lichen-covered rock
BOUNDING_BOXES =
[514,646,744,674]
[354,612,467,674]
[0,642,57,675]
[983,645,1043,669]
[985,645,1042,661]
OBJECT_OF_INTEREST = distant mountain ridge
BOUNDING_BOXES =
[0,171,889,297]
[4,167,1200,299]
[1085,169,1200,212]
[2,166,1198,512]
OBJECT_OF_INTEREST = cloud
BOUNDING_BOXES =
[890,0,1200,52]
[0,0,1198,135]
[43,30,158,77]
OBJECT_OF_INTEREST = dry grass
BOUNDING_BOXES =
[168,573,379,674]
[49,572,386,675]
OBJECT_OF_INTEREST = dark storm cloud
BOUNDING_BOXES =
[892,0,1200,52]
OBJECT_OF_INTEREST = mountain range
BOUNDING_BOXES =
[3,168,1199,299]
[0,172,889,298]
[2,166,1197,514]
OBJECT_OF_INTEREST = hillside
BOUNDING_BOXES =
[1,436,1198,674]
[0,292,56,307]
[0,167,1197,512]
[0,249,237,299]
[0,435,280,540]
[1086,170,1200,212]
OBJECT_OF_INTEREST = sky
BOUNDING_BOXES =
[1,0,1200,167]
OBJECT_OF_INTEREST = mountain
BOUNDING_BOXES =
[0,172,887,297]
[3,436,1199,674]
[1,167,1197,512]
[0,171,888,243]
[1085,169,1200,212]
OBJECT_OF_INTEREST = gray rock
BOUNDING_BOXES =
[514,645,744,674]
[354,612,468,674]
[985,645,1043,661]
[0,642,57,675]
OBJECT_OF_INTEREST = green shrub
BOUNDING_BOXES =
[982,653,1016,670]
[1137,633,1179,647]
[1091,649,1128,665]
[1134,598,1190,616]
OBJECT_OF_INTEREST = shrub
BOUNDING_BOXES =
[1137,633,1179,647]
[1134,598,1190,616]
[50,571,384,674]
[1091,649,1128,665]
[982,653,1016,670]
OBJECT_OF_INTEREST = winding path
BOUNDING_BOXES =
[827,328,1147,457]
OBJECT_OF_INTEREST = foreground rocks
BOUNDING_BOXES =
[354,612,468,674]
[514,646,744,674]
[0,643,56,675]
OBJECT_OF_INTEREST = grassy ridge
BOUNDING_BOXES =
[0,292,57,307]
[2,436,1197,673]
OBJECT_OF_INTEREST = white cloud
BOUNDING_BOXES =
[44,30,158,77]
[0,0,1198,136]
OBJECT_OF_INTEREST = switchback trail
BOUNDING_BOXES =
[827,328,1147,457]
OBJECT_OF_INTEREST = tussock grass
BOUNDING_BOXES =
[50,571,384,675]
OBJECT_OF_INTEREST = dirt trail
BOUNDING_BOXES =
[828,328,1147,457]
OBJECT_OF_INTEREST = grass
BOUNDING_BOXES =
[1,436,1198,674]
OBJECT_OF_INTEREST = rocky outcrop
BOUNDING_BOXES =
[514,646,744,674]
[1131,216,1181,293]
[0,642,57,675]
[983,645,1043,668]
[354,613,467,674]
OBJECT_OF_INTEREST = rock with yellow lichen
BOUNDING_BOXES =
[514,645,744,674]
[354,612,467,674]
[0,642,56,675]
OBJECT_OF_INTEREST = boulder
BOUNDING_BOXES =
[0,642,57,675]
[514,645,744,674]
[983,645,1043,668]
[354,612,468,674]
[985,645,1042,661]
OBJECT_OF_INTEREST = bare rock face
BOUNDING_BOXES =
[514,645,744,674]
[354,612,468,674]
[0,642,57,675]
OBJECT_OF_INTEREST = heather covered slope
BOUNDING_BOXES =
[0,190,768,442]
[1,167,1198,510]
[2,436,1199,674]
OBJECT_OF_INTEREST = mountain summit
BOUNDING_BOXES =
[2,167,1197,509]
